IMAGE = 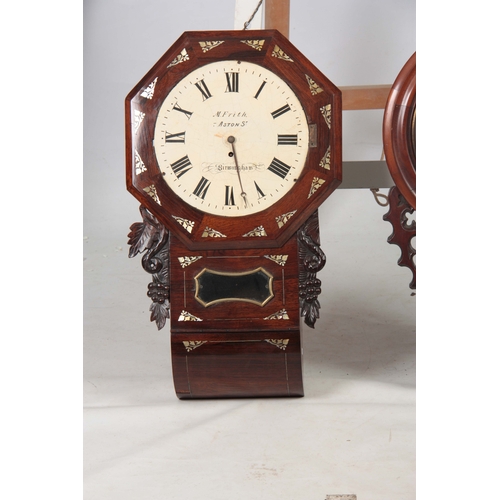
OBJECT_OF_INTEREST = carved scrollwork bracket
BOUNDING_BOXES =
[297,210,326,328]
[383,186,416,289]
[127,205,171,330]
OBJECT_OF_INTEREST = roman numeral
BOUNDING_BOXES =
[171,155,192,178]
[225,72,239,93]
[172,102,193,119]
[271,104,291,119]
[193,177,211,199]
[277,134,298,145]
[225,185,235,205]
[194,79,212,101]
[268,158,291,179]
[254,80,267,99]
[254,181,265,199]
[165,131,186,143]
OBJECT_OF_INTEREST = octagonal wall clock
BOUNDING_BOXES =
[126,30,341,251]
[126,30,342,399]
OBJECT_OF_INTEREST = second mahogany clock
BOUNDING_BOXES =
[126,30,342,398]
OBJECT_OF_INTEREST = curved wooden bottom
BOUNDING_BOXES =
[171,329,304,399]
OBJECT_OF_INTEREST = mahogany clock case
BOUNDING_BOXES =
[125,30,342,399]
[383,52,416,209]
[125,30,342,251]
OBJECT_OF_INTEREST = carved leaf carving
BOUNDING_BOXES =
[128,221,155,258]
[297,210,326,329]
[149,301,169,331]
[127,205,166,257]
[128,205,171,330]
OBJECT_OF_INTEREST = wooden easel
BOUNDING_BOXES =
[263,0,393,189]
[264,0,391,109]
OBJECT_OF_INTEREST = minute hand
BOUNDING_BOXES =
[227,136,248,208]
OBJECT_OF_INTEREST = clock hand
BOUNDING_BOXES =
[227,135,248,208]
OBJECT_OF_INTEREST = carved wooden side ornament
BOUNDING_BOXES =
[383,187,416,289]
[298,210,326,328]
[128,205,171,329]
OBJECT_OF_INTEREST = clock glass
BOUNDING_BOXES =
[153,60,309,217]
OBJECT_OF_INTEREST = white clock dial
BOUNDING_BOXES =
[153,60,309,217]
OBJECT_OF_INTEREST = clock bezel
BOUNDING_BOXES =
[126,30,342,250]
[383,52,416,210]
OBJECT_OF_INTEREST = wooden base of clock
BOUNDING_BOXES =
[168,232,304,399]
[128,207,326,399]
[171,329,303,399]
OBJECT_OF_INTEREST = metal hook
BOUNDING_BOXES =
[370,188,389,207]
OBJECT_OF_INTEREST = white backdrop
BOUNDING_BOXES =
[83,1,416,499]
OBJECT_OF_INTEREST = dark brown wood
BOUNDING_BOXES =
[171,329,303,399]
[383,186,416,289]
[169,233,300,332]
[127,205,171,329]
[169,232,303,398]
[298,210,325,328]
[125,30,342,251]
[383,53,416,209]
